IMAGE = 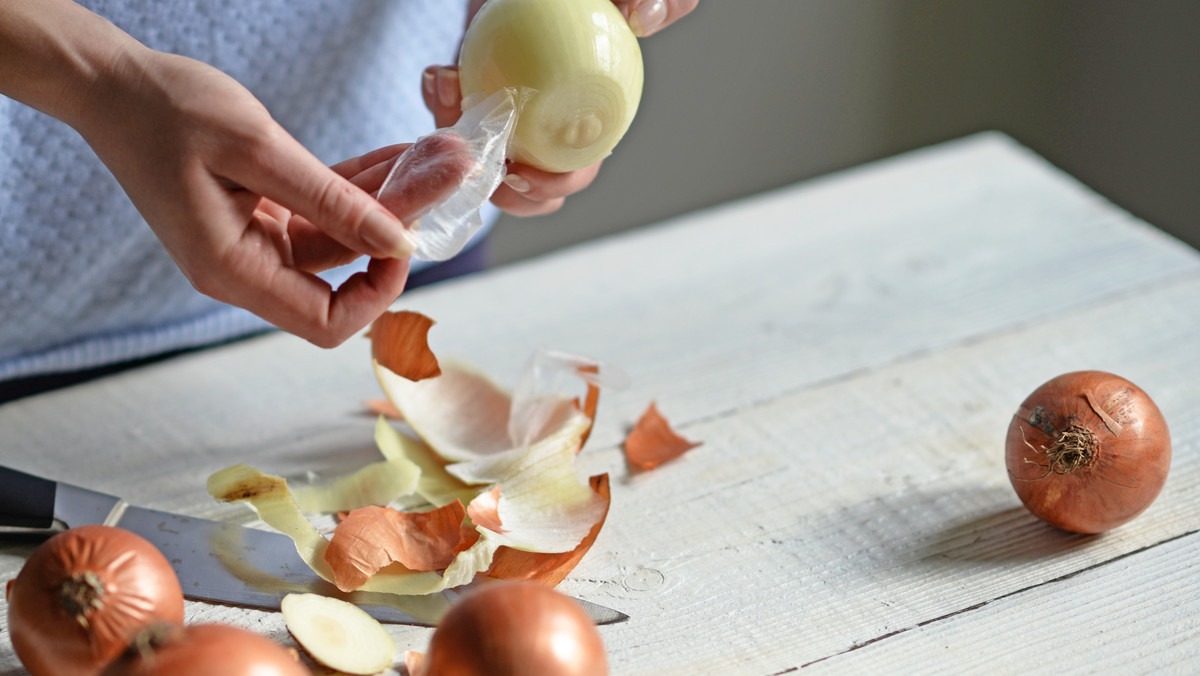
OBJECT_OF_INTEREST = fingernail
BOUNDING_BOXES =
[422,67,437,100]
[503,173,532,193]
[362,209,415,258]
[436,67,461,109]
[629,0,667,37]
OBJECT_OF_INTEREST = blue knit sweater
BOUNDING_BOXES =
[0,0,480,380]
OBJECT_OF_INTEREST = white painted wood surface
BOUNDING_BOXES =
[2,132,1199,674]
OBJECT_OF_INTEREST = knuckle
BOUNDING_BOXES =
[314,176,370,228]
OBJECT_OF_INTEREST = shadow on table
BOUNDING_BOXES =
[919,498,1099,563]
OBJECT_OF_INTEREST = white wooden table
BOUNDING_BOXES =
[3,132,1199,674]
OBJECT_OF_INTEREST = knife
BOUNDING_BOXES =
[0,465,628,627]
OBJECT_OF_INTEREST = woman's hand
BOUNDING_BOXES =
[610,0,700,37]
[441,0,700,216]
[74,48,438,349]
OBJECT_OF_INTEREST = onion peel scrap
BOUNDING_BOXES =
[624,401,701,470]
[291,456,419,514]
[363,398,403,419]
[485,474,610,586]
[368,310,441,382]
[207,464,447,595]
[466,485,505,533]
[324,501,469,592]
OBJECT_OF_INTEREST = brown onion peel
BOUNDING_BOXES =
[416,581,608,676]
[484,474,611,587]
[368,310,441,382]
[6,525,185,676]
[1005,370,1171,534]
[324,501,470,591]
[624,401,701,471]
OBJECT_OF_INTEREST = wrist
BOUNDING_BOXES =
[0,0,142,130]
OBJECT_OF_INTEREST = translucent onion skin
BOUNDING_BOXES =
[421,581,608,675]
[6,525,185,676]
[458,0,644,173]
[1005,371,1171,534]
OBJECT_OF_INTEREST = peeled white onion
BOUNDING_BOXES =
[458,0,645,173]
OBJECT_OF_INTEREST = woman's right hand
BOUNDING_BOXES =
[73,45,423,348]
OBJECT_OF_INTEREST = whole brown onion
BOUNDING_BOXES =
[6,525,185,676]
[101,623,310,676]
[1005,371,1171,533]
[420,581,608,675]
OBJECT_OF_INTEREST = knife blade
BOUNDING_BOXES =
[0,465,628,627]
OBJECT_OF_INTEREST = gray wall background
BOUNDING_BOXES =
[488,1,1199,265]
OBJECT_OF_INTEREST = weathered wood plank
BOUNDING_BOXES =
[560,274,1200,674]
[804,530,1200,674]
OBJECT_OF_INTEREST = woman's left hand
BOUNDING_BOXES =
[425,0,699,217]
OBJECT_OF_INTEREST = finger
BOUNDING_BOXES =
[491,191,567,217]
[611,0,699,37]
[192,210,410,347]
[376,131,477,223]
[286,218,360,273]
[500,160,602,202]
[248,254,410,348]
[339,147,411,198]
[221,126,417,261]
[421,65,464,129]
[329,143,412,183]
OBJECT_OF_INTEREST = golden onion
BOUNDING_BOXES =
[458,0,644,173]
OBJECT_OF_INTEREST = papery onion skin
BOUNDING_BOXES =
[6,525,185,676]
[100,623,310,676]
[1005,371,1171,534]
[421,581,608,676]
[458,0,644,173]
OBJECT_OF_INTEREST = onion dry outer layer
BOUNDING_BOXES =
[419,581,608,676]
[623,401,701,471]
[100,623,309,676]
[6,525,185,676]
[1005,370,1171,533]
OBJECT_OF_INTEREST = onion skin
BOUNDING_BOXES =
[421,581,608,675]
[100,623,310,676]
[1005,371,1171,533]
[6,525,185,676]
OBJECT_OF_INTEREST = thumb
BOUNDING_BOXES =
[230,130,418,260]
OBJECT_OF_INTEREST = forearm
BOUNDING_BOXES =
[0,0,139,129]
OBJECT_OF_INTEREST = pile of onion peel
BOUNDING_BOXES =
[1005,370,1171,533]
[6,525,185,676]
[623,401,701,471]
[281,593,395,675]
[208,337,621,597]
[406,581,608,676]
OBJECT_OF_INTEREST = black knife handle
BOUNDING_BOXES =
[0,465,57,529]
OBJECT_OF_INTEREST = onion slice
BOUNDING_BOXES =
[624,401,701,470]
[281,593,395,675]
